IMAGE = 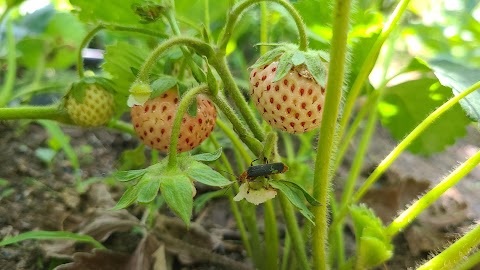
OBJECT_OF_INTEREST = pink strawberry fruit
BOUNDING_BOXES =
[130,89,217,153]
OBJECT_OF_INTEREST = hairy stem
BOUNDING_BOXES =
[333,80,480,226]
[210,57,265,141]
[416,224,480,270]
[453,249,480,270]
[311,0,352,269]
[0,18,16,107]
[76,24,168,79]
[164,5,205,82]
[0,105,71,123]
[337,0,411,145]
[167,85,209,168]
[137,37,213,83]
[210,93,263,155]
[217,0,308,52]
[386,150,480,237]
[352,81,480,206]
[77,25,104,78]
[209,135,253,258]
[278,192,310,270]
[215,118,253,162]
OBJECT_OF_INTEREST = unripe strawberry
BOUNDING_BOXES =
[65,79,115,127]
[249,45,328,133]
[250,62,325,133]
[131,89,217,153]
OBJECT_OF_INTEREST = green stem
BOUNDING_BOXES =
[416,224,480,270]
[333,89,377,172]
[210,57,265,141]
[311,0,352,269]
[203,0,212,38]
[262,132,279,269]
[386,150,480,237]
[264,200,279,269]
[76,24,168,79]
[137,37,213,83]
[280,233,292,270]
[352,81,480,207]
[454,249,480,270]
[210,94,263,155]
[209,135,252,257]
[0,105,71,123]
[164,5,205,82]
[260,2,269,56]
[278,192,310,270]
[217,0,308,52]
[215,118,253,163]
[77,25,104,78]
[167,84,209,168]
[0,17,16,107]
[332,81,480,228]
[107,119,136,136]
[337,0,411,145]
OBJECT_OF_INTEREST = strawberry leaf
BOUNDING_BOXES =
[185,161,232,187]
[273,51,295,82]
[137,173,161,203]
[291,51,306,66]
[269,181,315,224]
[251,47,286,69]
[113,169,147,182]
[191,147,223,162]
[427,59,480,122]
[305,51,328,87]
[112,184,140,210]
[276,180,320,206]
[350,205,392,269]
[160,174,193,226]
[150,76,178,99]
[379,78,470,155]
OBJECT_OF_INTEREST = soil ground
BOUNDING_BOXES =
[0,122,479,269]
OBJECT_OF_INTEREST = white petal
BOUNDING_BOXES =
[233,183,277,205]
[127,93,150,107]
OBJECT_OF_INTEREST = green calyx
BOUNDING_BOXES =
[68,76,116,103]
[251,43,330,87]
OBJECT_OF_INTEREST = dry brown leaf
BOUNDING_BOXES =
[361,178,430,223]
[54,249,130,270]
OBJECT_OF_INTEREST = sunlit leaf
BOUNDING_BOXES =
[379,78,470,155]
[428,59,480,122]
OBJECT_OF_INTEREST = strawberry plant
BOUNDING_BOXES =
[1,0,480,270]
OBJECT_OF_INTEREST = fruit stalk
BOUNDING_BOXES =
[210,57,266,141]
[416,223,480,270]
[77,25,103,78]
[168,84,209,168]
[210,93,263,155]
[0,105,71,123]
[386,150,480,237]
[311,0,352,269]
[136,37,213,83]
[217,0,308,52]
[76,24,168,78]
